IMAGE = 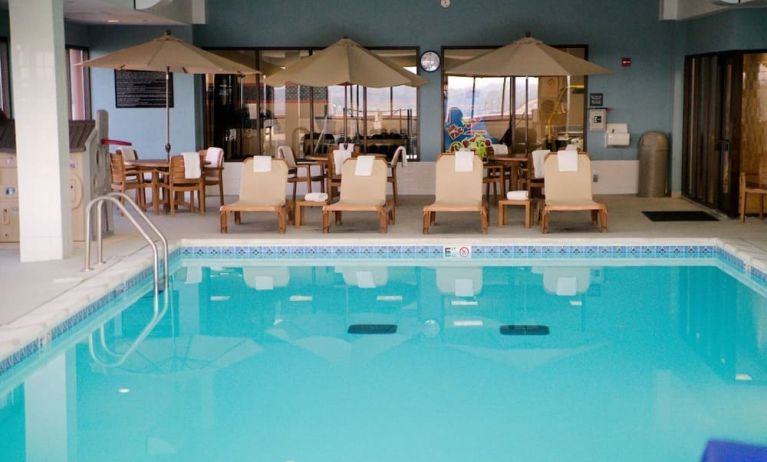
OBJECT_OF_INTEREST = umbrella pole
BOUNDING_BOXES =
[524,77,529,153]
[165,67,171,161]
[343,85,348,141]
[363,87,368,154]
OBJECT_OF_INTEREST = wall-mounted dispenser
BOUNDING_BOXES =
[605,123,630,147]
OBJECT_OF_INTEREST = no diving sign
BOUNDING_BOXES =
[443,246,472,258]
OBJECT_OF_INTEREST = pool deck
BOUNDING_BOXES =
[2,194,767,364]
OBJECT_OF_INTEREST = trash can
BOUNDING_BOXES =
[637,131,669,197]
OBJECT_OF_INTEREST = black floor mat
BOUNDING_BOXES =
[500,325,550,336]
[642,211,718,222]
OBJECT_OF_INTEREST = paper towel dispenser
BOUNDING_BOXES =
[605,123,630,147]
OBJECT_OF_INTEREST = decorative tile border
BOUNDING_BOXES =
[180,244,722,260]
[0,244,757,379]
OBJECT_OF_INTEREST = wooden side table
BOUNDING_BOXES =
[498,198,533,228]
[294,199,327,227]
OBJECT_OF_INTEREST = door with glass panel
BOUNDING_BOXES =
[682,53,742,215]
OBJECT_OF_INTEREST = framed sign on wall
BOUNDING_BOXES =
[115,70,173,108]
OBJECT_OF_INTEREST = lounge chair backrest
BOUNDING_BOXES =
[339,158,387,206]
[434,153,483,206]
[277,145,297,169]
[543,152,593,202]
[239,158,288,206]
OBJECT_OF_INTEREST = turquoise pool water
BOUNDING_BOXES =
[1,260,766,461]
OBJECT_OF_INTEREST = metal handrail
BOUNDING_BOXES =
[84,193,169,297]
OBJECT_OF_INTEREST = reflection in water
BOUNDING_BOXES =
[0,263,766,462]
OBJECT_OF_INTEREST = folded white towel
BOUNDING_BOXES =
[454,278,475,297]
[356,271,376,289]
[355,155,375,176]
[305,192,328,202]
[339,143,355,152]
[120,146,137,161]
[181,152,201,179]
[531,149,549,179]
[455,150,474,172]
[254,275,274,291]
[205,147,224,165]
[555,276,577,296]
[491,143,508,155]
[557,150,578,172]
[252,155,272,172]
[506,190,528,200]
[332,149,352,175]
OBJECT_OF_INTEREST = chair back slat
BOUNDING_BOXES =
[277,145,297,169]
[110,152,125,184]
[435,153,483,205]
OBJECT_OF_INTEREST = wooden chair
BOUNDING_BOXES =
[277,145,323,203]
[739,156,767,222]
[422,152,488,234]
[540,151,607,233]
[327,149,352,201]
[158,154,206,215]
[388,146,406,204]
[220,158,290,233]
[109,152,147,210]
[518,149,548,197]
[200,147,225,206]
[322,156,394,233]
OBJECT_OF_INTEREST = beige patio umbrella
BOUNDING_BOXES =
[80,31,258,159]
[447,34,610,152]
[266,38,427,149]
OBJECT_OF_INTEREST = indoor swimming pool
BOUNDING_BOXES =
[1,247,766,461]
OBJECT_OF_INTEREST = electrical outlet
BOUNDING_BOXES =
[592,174,599,183]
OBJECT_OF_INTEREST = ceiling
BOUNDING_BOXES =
[0,0,185,25]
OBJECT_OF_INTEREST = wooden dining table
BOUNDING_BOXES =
[491,154,529,191]
[124,158,210,215]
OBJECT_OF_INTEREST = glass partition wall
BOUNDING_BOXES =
[443,46,587,154]
[204,48,419,161]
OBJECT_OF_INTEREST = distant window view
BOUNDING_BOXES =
[443,47,586,154]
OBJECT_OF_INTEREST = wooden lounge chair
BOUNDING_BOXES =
[322,156,394,233]
[220,157,290,233]
[422,153,488,234]
[540,151,607,233]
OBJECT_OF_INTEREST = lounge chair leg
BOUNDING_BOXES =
[335,211,342,225]
[431,212,436,225]
[322,210,330,233]
[200,185,206,214]
[219,181,224,206]
[388,201,396,224]
[591,210,598,225]
[379,209,387,233]
[234,211,241,224]
[220,210,228,233]
[480,208,488,234]
[422,210,430,234]
[278,209,286,233]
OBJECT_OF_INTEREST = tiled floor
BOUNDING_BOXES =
[1,194,767,328]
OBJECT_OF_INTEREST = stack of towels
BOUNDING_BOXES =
[506,190,528,200]
[305,192,328,202]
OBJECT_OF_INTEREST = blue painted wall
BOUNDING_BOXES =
[684,9,767,55]
[193,0,675,162]
[88,25,198,159]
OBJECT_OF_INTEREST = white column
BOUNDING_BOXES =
[9,0,72,262]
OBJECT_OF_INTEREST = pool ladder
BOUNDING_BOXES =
[84,192,169,298]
